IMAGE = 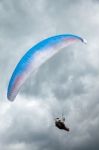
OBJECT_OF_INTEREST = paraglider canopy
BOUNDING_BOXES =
[7,34,87,101]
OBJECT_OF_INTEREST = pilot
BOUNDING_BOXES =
[55,117,70,132]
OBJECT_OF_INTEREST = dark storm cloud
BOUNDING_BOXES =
[0,0,99,150]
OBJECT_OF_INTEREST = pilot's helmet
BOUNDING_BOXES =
[55,118,60,121]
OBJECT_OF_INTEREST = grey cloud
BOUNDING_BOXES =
[0,0,99,150]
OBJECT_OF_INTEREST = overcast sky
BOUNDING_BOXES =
[0,0,99,150]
